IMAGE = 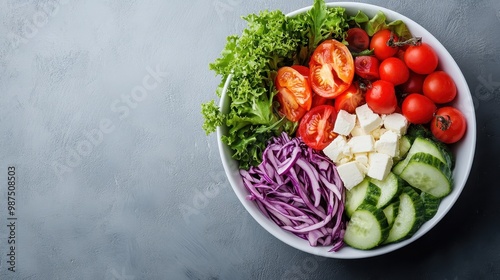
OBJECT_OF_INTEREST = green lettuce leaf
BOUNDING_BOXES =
[360,11,412,40]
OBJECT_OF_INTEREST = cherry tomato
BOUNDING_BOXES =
[291,64,312,88]
[404,43,438,74]
[309,40,354,98]
[291,65,310,78]
[400,71,426,94]
[292,65,336,108]
[346,28,370,52]
[423,71,457,104]
[298,105,338,150]
[354,56,380,81]
[366,80,397,114]
[379,57,409,86]
[275,66,312,122]
[396,49,405,61]
[401,93,437,124]
[431,106,466,144]
[370,29,399,61]
[334,82,365,114]
[311,93,334,108]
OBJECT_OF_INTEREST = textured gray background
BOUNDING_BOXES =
[0,0,499,279]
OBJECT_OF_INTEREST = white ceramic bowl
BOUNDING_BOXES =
[217,2,476,259]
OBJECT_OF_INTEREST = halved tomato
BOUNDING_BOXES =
[334,82,365,114]
[290,65,310,78]
[311,93,335,108]
[298,105,338,150]
[309,40,355,99]
[275,66,312,122]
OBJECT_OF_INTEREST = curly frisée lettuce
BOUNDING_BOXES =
[202,0,350,169]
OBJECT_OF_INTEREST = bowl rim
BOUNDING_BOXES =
[216,1,477,259]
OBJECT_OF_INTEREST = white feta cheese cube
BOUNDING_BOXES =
[350,121,368,137]
[355,104,382,133]
[348,135,374,153]
[354,153,369,174]
[367,153,393,181]
[371,127,387,140]
[337,161,365,190]
[374,130,400,157]
[383,113,409,135]
[338,156,352,165]
[323,135,351,163]
[354,153,369,167]
[333,110,356,136]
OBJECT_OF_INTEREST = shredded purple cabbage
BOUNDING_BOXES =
[240,132,346,252]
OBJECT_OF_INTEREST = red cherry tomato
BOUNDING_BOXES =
[354,56,380,81]
[291,65,310,78]
[346,28,370,52]
[379,57,410,86]
[366,80,397,114]
[291,65,334,108]
[400,71,426,94]
[431,106,466,144]
[423,71,457,104]
[402,93,437,124]
[404,43,438,74]
[298,105,338,150]
[275,66,312,122]
[311,93,335,108]
[334,82,365,114]
[370,29,399,61]
[396,49,406,61]
[291,64,312,89]
[309,40,355,98]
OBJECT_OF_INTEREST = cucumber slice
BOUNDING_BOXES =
[393,136,413,164]
[400,152,452,198]
[392,159,406,175]
[405,124,455,170]
[421,192,441,221]
[383,200,400,228]
[407,124,432,139]
[392,137,448,175]
[399,135,413,159]
[345,179,381,218]
[434,140,455,169]
[344,204,390,250]
[370,172,403,209]
[384,186,425,244]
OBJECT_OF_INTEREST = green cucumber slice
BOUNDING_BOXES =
[345,179,381,218]
[383,200,400,228]
[344,204,390,250]
[400,152,452,198]
[399,135,413,159]
[370,172,403,209]
[384,186,425,244]
[421,192,441,221]
[393,137,448,176]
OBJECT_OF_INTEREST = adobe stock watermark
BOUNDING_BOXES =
[6,0,68,54]
[51,65,168,180]
[179,171,228,224]
[281,255,327,280]
[473,74,500,110]
[213,0,242,21]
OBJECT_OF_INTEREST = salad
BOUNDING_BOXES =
[202,0,467,252]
